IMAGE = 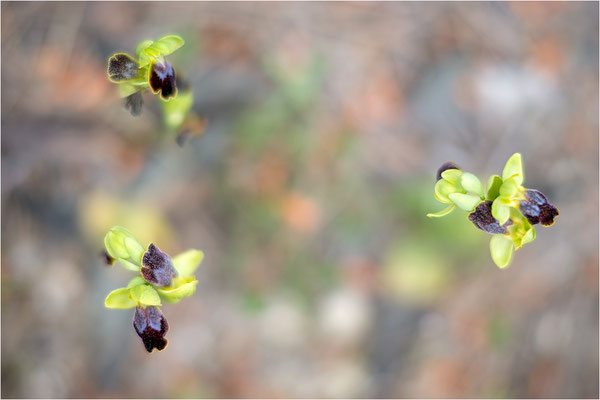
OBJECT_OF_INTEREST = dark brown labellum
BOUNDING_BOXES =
[436,162,460,181]
[469,201,512,234]
[133,306,168,353]
[141,244,178,287]
[124,91,143,116]
[519,189,559,226]
[107,53,139,82]
[149,59,177,100]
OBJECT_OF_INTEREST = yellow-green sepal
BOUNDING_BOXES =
[502,153,524,186]
[499,177,520,198]
[172,249,204,277]
[427,204,456,218]
[448,193,481,212]
[490,235,514,268]
[434,179,459,204]
[104,226,144,270]
[486,174,503,201]
[491,198,511,225]
[117,258,141,272]
[119,83,139,98]
[130,284,162,306]
[440,169,462,185]
[143,35,185,59]
[104,227,130,259]
[127,275,147,289]
[136,40,154,68]
[460,172,484,198]
[105,287,137,309]
[161,90,194,130]
[156,276,198,303]
[520,226,536,246]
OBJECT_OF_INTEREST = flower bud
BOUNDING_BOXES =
[436,162,460,182]
[104,226,145,264]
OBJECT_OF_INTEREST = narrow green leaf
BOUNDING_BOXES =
[172,249,204,277]
[491,198,510,225]
[448,193,481,212]
[460,172,484,198]
[427,204,456,218]
[157,278,198,303]
[502,153,523,186]
[105,288,136,309]
[490,235,514,268]
[144,35,184,59]
[486,174,503,201]
[130,284,162,306]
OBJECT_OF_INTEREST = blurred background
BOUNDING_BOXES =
[1,2,598,398]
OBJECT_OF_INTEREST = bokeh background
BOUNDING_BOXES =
[2,2,598,398]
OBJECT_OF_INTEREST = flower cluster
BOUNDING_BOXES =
[103,226,204,352]
[427,153,559,268]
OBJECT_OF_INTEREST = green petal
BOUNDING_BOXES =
[502,153,524,186]
[427,204,456,218]
[521,226,536,246]
[460,172,484,198]
[125,237,145,264]
[491,198,510,225]
[490,235,514,268]
[486,174,503,201]
[130,284,162,306]
[440,169,462,185]
[434,179,459,204]
[172,249,204,277]
[136,39,154,68]
[144,35,185,59]
[127,275,147,289]
[118,258,141,272]
[499,178,519,198]
[105,288,137,309]
[157,277,198,303]
[448,193,481,212]
[104,226,144,268]
[119,83,139,98]
[104,229,129,259]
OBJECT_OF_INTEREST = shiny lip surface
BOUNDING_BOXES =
[149,59,177,100]
[141,243,178,287]
[133,306,169,353]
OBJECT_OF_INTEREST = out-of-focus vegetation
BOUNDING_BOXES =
[1,2,598,398]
